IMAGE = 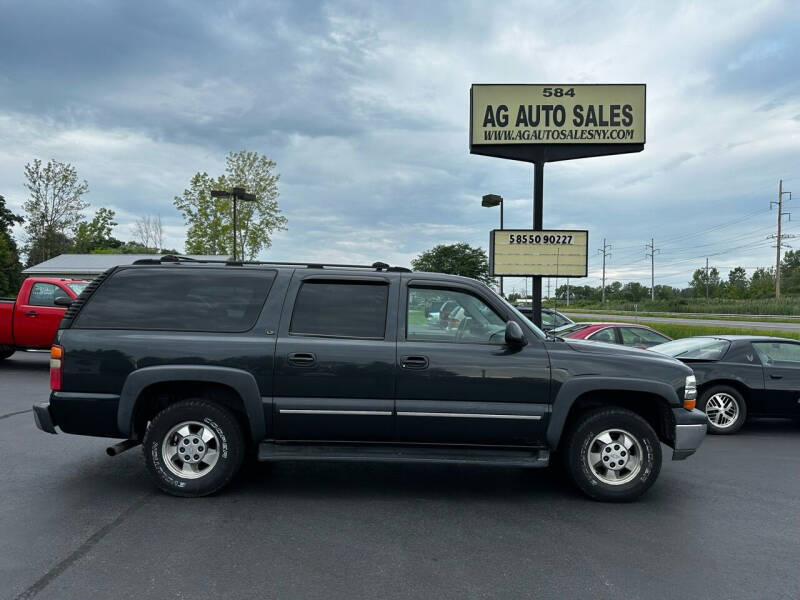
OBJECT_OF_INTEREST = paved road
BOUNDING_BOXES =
[2,352,799,600]
[563,311,800,333]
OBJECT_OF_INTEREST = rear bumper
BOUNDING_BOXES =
[48,391,123,437]
[33,403,57,434]
[671,408,707,460]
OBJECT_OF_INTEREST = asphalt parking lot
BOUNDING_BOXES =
[2,352,799,600]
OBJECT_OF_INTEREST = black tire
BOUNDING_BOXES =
[143,399,245,497]
[564,407,662,502]
[698,385,746,435]
[0,347,14,360]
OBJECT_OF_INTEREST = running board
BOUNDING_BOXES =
[258,443,550,467]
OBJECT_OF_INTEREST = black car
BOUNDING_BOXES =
[651,335,800,434]
[33,258,706,502]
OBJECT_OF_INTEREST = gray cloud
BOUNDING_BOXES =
[0,0,798,292]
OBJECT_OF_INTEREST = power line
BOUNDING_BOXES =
[645,238,660,301]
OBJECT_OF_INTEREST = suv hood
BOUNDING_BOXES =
[564,338,683,364]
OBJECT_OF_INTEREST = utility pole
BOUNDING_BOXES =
[566,278,570,307]
[598,238,612,304]
[703,258,716,301]
[645,238,660,301]
[770,180,792,298]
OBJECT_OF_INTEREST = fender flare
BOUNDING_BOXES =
[546,376,679,448]
[118,365,266,441]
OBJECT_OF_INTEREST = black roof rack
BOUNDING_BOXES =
[132,255,412,272]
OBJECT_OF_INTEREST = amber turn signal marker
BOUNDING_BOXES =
[50,346,63,359]
[684,399,696,411]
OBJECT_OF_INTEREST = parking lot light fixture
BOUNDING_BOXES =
[482,194,504,295]
[211,187,258,261]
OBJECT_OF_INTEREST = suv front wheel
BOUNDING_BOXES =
[564,407,662,502]
[143,399,245,497]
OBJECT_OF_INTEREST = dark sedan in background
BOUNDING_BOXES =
[651,335,800,434]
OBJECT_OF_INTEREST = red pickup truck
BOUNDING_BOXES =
[0,277,89,359]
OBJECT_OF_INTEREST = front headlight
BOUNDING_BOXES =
[684,375,697,410]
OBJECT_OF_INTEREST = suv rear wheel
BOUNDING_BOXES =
[0,347,14,360]
[564,407,662,502]
[143,399,245,497]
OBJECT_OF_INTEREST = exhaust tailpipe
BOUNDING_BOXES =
[106,439,141,456]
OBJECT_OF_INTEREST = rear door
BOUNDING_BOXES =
[273,273,398,441]
[396,278,551,446]
[751,341,800,416]
[14,282,71,348]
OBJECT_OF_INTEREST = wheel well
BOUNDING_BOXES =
[558,390,675,449]
[131,381,250,441]
[698,380,750,411]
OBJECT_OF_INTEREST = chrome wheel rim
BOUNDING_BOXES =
[705,393,739,429]
[162,421,220,480]
[587,428,643,486]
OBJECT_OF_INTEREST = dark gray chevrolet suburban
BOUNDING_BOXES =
[34,257,707,501]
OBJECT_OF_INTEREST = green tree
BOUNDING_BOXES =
[727,267,748,298]
[23,159,89,264]
[411,243,494,285]
[781,249,800,294]
[174,151,287,259]
[73,208,120,253]
[749,267,775,298]
[689,266,722,299]
[0,195,24,296]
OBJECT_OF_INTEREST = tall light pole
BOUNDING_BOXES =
[482,193,504,296]
[211,187,257,262]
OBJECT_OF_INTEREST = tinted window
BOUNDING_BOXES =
[588,327,617,343]
[752,342,800,364]
[74,268,274,332]
[651,337,730,360]
[407,287,506,344]
[619,327,671,347]
[28,283,60,307]
[290,281,388,339]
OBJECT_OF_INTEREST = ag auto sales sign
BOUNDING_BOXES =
[471,84,645,145]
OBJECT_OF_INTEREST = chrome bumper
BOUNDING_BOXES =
[672,408,707,460]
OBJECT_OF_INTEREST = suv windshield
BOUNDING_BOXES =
[650,337,730,360]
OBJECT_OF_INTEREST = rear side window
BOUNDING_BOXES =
[290,281,388,339]
[73,268,275,332]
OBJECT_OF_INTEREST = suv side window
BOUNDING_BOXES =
[290,281,388,339]
[74,268,275,332]
[407,287,506,344]
[28,282,60,307]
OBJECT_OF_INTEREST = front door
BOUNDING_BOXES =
[273,273,398,441]
[751,341,800,416]
[396,279,551,446]
[14,282,70,348]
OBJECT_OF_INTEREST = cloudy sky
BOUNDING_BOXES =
[1,0,798,293]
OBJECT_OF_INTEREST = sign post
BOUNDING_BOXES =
[470,83,645,327]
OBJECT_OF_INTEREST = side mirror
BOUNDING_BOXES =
[505,321,528,347]
[54,296,73,307]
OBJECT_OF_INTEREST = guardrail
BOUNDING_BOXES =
[560,309,800,321]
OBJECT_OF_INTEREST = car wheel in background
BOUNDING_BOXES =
[564,407,662,502]
[143,399,245,497]
[699,385,746,434]
[0,347,14,360]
